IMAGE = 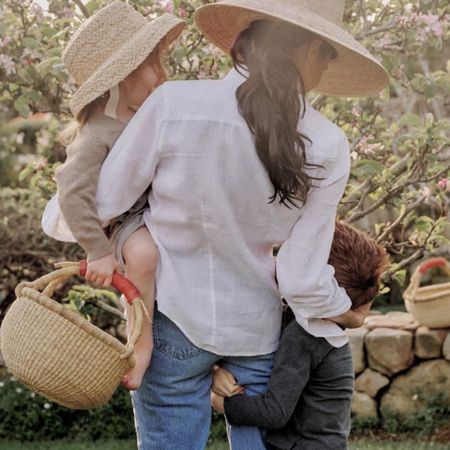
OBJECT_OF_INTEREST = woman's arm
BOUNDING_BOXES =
[95,86,166,222]
[276,135,352,324]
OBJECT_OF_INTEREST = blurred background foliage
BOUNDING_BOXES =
[0,0,449,318]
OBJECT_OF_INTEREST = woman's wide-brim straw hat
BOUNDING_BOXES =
[64,1,186,118]
[195,0,390,96]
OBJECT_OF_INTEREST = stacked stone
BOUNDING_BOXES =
[348,311,450,420]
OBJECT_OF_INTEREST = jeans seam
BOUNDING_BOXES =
[153,312,206,360]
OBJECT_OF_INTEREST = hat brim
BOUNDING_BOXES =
[195,2,390,97]
[70,14,186,118]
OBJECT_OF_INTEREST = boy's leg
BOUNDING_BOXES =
[122,226,158,389]
[131,309,219,450]
[294,343,354,450]
[221,352,276,450]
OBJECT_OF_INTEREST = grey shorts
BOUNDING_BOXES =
[108,191,149,273]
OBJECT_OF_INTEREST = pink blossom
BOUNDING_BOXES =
[197,71,207,80]
[437,178,448,190]
[0,36,12,48]
[30,2,44,20]
[412,13,443,40]
[0,54,16,76]
[178,6,188,18]
[422,186,432,199]
[22,48,39,60]
[34,159,48,170]
[158,1,174,14]
[60,6,74,18]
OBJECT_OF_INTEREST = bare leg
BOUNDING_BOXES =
[121,226,158,390]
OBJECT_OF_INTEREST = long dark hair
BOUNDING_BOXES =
[231,20,335,208]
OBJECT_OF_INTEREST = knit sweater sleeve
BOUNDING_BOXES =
[224,322,315,429]
[55,124,112,261]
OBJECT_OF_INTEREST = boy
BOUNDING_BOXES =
[211,221,389,450]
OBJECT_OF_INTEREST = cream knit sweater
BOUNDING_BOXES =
[55,112,125,260]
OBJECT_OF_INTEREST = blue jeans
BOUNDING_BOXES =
[131,309,276,450]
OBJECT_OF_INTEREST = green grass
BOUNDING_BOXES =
[0,440,449,450]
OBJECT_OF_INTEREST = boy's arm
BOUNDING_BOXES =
[224,323,315,429]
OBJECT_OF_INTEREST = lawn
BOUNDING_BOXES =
[0,440,448,450]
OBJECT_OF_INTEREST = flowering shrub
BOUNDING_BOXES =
[0,0,449,306]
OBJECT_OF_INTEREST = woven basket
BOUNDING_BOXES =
[403,257,450,329]
[0,260,147,409]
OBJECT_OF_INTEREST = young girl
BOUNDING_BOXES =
[41,1,185,390]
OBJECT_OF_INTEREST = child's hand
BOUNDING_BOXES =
[212,366,244,397]
[211,392,225,414]
[85,253,118,287]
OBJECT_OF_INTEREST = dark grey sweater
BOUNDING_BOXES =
[224,312,354,450]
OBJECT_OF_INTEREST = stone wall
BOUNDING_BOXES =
[1,311,450,422]
[348,311,450,419]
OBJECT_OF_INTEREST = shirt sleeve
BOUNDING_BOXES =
[55,128,112,261]
[275,135,352,322]
[95,86,165,222]
[224,322,314,429]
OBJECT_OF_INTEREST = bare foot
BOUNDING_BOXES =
[121,340,153,391]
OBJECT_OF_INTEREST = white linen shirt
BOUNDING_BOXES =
[96,68,352,355]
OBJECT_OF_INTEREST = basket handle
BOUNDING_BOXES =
[79,260,141,305]
[15,261,149,364]
[418,257,450,274]
[404,257,450,305]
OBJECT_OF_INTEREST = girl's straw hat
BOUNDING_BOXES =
[195,0,389,96]
[64,1,186,118]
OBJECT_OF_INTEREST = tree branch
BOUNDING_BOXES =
[348,164,450,223]
[376,195,427,243]
[74,0,90,18]
[355,20,397,40]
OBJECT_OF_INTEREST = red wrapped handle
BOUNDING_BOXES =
[418,257,448,274]
[79,260,142,305]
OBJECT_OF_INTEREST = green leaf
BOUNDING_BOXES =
[85,0,100,15]
[414,216,434,232]
[353,159,384,177]
[393,270,407,286]
[13,95,31,117]
[399,113,421,129]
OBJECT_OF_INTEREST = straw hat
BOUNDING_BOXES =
[64,1,186,118]
[195,0,389,96]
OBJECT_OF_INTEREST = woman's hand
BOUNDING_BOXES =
[212,366,244,397]
[85,253,118,287]
[211,392,225,414]
[328,302,373,329]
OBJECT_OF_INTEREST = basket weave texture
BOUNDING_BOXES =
[0,262,144,409]
[403,258,450,329]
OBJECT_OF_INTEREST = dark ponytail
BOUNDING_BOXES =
[231,20,326,208]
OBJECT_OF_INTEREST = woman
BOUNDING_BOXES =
[95,0,389,448]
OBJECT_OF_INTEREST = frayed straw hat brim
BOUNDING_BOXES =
[70,14,185,117]
[195,1,390,96]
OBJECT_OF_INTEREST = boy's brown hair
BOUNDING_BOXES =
[328,221,389,308]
